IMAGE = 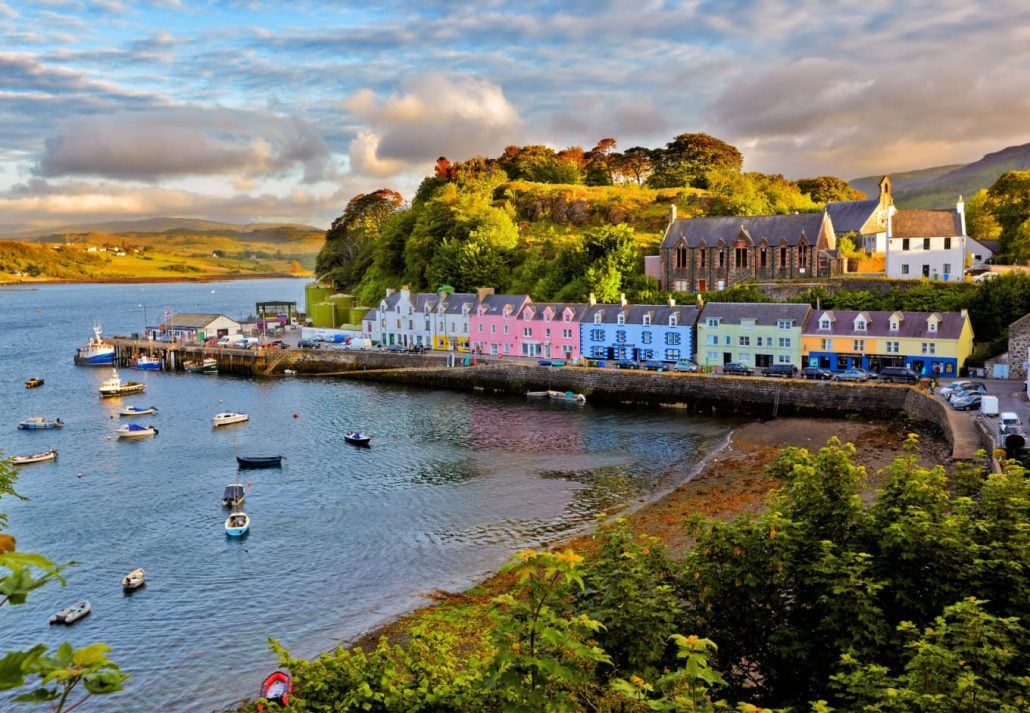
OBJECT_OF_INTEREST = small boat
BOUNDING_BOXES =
[184,357,218,374]
[257,671,293,711]
[344,431,371,447]
[130,355,163,371]
[73,323,115,366]
[12,448,58,465]
[236,455,283,469]
[222,483,246,508]
[98,369,145,398]
[547,390,587,404]
[525,391,550,397]
[24,377,44,389]
[212,412,249,428]
[122,568,145,591]
[283,369,297,376]
[119,405,158,417]
[116,423,158,439]
[49,600,91,625]
[17,417,63,430]
[225,510,250,537]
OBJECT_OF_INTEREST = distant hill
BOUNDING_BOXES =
[850,142,1030,209]
[4,217,324,241]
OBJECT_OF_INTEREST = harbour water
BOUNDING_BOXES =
[0,279,739,711]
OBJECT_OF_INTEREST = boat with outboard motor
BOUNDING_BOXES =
[24,377,44,389]
[257,671,293,710]
[225,510,250,537]
[212,412,249,428]
[49,600,91,625]
[122,568,145,591]
[184,357,218,374]
[17,417,63,430]
[119,405,158,417]
[73,323,115,366]
[98,369,145,398]
[12,448,58,465]
[116,423,158,439]
[344,431,371,446]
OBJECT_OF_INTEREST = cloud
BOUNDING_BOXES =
[344,74,522,177]
[36,107,333,182]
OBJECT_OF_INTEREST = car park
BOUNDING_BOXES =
[877,366,920,384]
[950,393,982,411]
[939,380,974,399]
[615,359,638,369]
[673,359,699,373]
[641,359,666,371]
[801,366,833,380]
[761,364,798,378]
[833,368,872,382]
[722,362,753,376]
[948,384,987,404]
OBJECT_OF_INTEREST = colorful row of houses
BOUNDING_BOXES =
[362,287,974,376]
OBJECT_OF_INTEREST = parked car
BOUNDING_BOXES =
[722,362,753,376]
[939,380,975,399]
[615,359,639,370]
[298,338,317,348]
[801,366,833,380]
[951,393,982,411]
[673,359,700,373]
[833,368,872,382]
[641,359,666,371]
[761,364,798,378]
[948,384,987,404]
[878,366,920,384]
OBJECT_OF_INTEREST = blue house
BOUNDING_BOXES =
[579,295,698,363]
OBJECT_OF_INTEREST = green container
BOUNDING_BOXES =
[305,283,334,316]
[330,293,355,310]
[310,301,336,328]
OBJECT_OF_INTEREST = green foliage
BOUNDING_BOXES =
[985,170,1030,260]
[965,188,1002,241]
[965,272,1030,345]
[796,176,867,204]
[706,171,821,216]
[316,189,404,289]
[698,282,771,304]
[648,133,743,189]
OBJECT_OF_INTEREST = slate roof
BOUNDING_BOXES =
[439,293,478,315]
[581,303,699,326]
[164,313,233,328]
[891,209,963,238]
[661,213,828,250]
[477,293,531,315]
[521,302,587,322]
[699,302,810,327]
[363,308,378,321]
[805,310,967,340]
[825,199,880,234]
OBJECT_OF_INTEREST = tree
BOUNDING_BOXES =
[647,133,742,189]
[584,138,619,186]
[706,171,820,216]
[316,189,403,289]
[619,147,652,185]
[795,176,866,204]
[985,170,1030,260]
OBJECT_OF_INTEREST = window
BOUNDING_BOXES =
[424,319,430,330]
[890,320,900,331]
[798,244,808,269]
[673,280,689,292]
[780,245,787,265]
[590,329,604,342]
[617,313,625,325]
[699,250,706,268]
[853,339,865,351]
[669,315,678,326]
[643,314,651,325]
[594,314,602,324]
[490,324,496,334]
[777,320,792,329]
[706,318,719,327]
[503,325,509,335]
[718,250,725,268]
[523,327,532,337]
[707,350,719,362]
[741,318,755,329]
[562,328,573,339]
[902,264,910,275]
[616,330,627,343]
[943,263,951,275]
[477,323,483,333]
[886,341,899,353]
[921,342,936,354]
[902,238,910,251]
[642,331,653,344]
[778,355,791,364]
[675,246,688,268]
[855,319,867,332]
[735,247,748,268]
[923,238,930,250]
[819,318,831,330]
[820,338,832,350]
[760,247,767,268]
[755,337,764,347]
[778,337,791,348]
[706,334,719,346]
[928,321,938,333]
[666,332,681,345]
[504,343,510,354]
[665,349,681,361]
[944,237,952,249]
[739,336,750,346]
[724,336,732,345]
[591,346,606,357]
[544,328,551,338]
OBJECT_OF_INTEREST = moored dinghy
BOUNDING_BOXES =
[122,568,145,591]
[221,483,246,508]
[24,377,44,389]
[12,448,58,465]
[17,417,62,430]
[116,423,158,439]
[49,600,91,625]
[225,510,250,537]
[212,412,249,427]
[344,431,371,447]
[236,455,283,469]
[119,405,158,417]
[257,671,293,710]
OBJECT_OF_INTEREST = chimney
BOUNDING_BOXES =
[588,292,596,307]
[956,195,967,236]
[669,204,677,223]
[667,296,676,307]
[619,293,627,307]
[476,286,495,303]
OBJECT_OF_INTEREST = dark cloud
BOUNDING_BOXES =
[36,108,333,182]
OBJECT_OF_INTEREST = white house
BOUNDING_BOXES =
[885,198,992,281]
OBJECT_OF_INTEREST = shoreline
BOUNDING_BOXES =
[0,272,311,287]
[340,415,949,653]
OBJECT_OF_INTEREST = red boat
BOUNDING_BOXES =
[257,671,292,710]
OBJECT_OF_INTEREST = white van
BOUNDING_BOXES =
[999,412,1022,435]
[979,395,999,417]
[234,336,259,349]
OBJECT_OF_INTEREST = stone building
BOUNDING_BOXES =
[1007,311,1030,383]
[825,176,894,254]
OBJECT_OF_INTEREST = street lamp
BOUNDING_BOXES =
[137,304,148,337]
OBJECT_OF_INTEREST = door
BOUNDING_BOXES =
[697,279,707,292]
[723,352,732,364]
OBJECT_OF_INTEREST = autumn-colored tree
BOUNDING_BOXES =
[706,170,820,216]
[964,188,1002,241]
[618,146,653,185]
[584,138,619,186]
[434,156,453,179]
[648,132,742,189]
[795,176,866,204]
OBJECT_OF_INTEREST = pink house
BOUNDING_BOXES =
[469,289,531,357]
[517,302,585,360]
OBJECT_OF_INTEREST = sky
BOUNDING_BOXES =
[1,0,1029,232]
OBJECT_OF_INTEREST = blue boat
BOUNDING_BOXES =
[73,323,115,366]
[131,355,162,371]
[17,417,63,430]
[224,510,250,537]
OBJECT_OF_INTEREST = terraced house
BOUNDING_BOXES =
[516,302,585,360]
[695,302,810,369]
[579,295,697,362]
[469,289,532,357]
[802,309,974,377]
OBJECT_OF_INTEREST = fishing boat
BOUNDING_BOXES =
[344,431,371,447]
[24,377,44,389]
[221,483,246,508]
[73,323,115,366]
[224,510,250,537]
[257,671,293,711]
[130,354,163,371]
[49,600,91,625]
[119,405,158,417]
[184,357,218,374]
[17,417,63,430]
[98,369,145,398]
[116,423,158,439]
[12,448,58,465]
[236,455,283,469]
[212,412,249,428]
[122,568,145,591]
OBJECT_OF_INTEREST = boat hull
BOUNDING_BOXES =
[74,350,115,366]
[119,406,158,417]
[12,449,58,465]
[131,358,162,371]
[236,456,282,469]
[225,512,250,536]
[122,568,146,590]
[117,425,158,439]
[49,600,91,625]
[99,383,145,398]
[17,419,62,430]
[344,433,371,447]
[212,413,249,427]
